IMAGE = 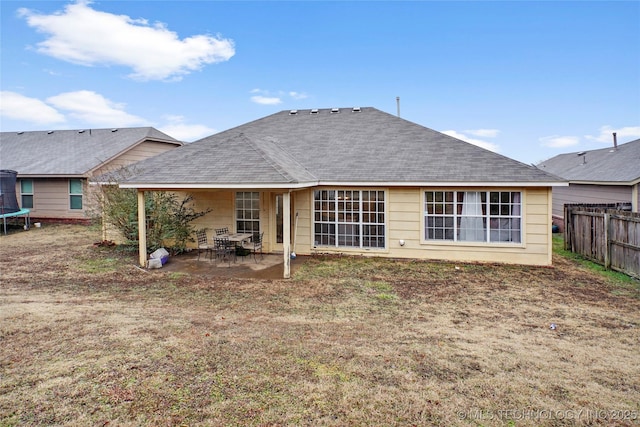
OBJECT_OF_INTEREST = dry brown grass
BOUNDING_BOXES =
[1,225,639,426]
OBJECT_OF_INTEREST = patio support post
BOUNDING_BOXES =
[137,190,147,268]
[283,191,291,279]
[547,188,553,265]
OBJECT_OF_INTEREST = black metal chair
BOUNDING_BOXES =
[214,237,235,266]
[242,232,263,263]
[196,229,213,261]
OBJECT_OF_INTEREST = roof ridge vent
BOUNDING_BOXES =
[47,130,54,134]
[352,107,361,112]
[289,110,298,115]
[17,131,24,135]
[111,128,118,132]
[78,129,85,133]
[331,108,340,113]
[310,109,319,114]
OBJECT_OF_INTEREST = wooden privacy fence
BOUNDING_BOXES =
[564,204,639,278]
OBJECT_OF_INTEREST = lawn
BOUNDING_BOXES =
[1,225,639,426]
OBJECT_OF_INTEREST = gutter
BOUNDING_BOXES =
[118,180,568,190]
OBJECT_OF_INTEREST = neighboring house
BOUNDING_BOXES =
[537,138,640,229]
[0,127,182,222]
[119,107,566,277]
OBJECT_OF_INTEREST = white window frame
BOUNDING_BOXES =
[235,191,260,234]
[423,190,523,244]
[69,179,83,210]
[20,179,34,209]
[313,189,386,249]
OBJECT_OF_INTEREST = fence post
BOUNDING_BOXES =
[604,211,611,270]
[564,205,570,251]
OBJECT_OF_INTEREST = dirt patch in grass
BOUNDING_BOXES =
[1,225,639,426]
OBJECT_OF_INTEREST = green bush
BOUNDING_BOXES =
[96,183,210,255]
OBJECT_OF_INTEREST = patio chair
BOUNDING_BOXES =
[215,227,229,236]
[214,237,235,267]
[242,232,263,263]
[196,229,213,261]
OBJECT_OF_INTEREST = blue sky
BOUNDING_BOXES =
[1,0,639,164]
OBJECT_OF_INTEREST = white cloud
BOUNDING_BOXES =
[442,130,500,152]
[250,95,282,105]
[289,91,308,100]
[465,128,500,138]
[159,115,216,142]
[585,125,640,143]
[18,1,235,81]
[539,135,580,148]
[250,88,307,105]
[0,91,66,125]
[47,90,147,127]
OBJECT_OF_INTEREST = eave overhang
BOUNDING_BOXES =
[118,180,567,190]
[567,178,640,186]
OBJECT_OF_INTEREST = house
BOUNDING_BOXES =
[0,127,182,223]
[119,107,566,277]
[537,137,640,229]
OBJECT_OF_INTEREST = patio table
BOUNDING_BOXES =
[216,233,254,262]
[220,233,253,245]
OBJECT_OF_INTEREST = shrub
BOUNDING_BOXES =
[93,178,210,255]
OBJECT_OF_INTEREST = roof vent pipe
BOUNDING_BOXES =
[613,132,618,150]
[396,96,400,117]
[577,151,586,164]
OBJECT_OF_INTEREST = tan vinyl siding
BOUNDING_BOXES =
[114,186,553,267]
[187,189,313,253]
[93,141,181,176]
[298,186,553,266]
[190,190,234,232]
[188,190,274,251]
[17,178,88,220]
[293,190,312,251]
[552,184,633,218]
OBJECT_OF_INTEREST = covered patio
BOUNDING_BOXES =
[128,187,309,279]
[159,251,305,280]
[117,131,320,279]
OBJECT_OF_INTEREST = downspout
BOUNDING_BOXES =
[547,188,553,266]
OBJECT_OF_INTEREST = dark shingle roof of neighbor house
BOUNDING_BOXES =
[537,138,640,184]
[120,107,564,188]
[0,127,181,176]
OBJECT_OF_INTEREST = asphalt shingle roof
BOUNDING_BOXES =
[0,127,180,176]
[537,138,640,183]
[122,107,563,187]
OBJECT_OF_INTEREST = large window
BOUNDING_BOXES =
[424,191,521,243]
[20,179,33,209]
[69,179,83,210]
[314,189,385,249]
[236,192,260,233]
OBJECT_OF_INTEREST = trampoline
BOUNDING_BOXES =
[1,170,31,234]
[1,208,31,234]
